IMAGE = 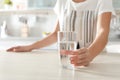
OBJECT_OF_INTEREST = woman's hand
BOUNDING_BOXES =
[61,48,93,66]
[7,45,32,52]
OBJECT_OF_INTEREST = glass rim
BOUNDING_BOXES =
[57,31,77,33]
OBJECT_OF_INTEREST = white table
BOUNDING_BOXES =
[0,50,120,80]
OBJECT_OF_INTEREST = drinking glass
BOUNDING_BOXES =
[58,31,77,69]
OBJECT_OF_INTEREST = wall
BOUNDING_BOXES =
[113,0,120,9]
[28,0,56,8]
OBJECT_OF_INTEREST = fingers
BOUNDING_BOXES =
[7,46,18,52]
[13,46,27,52]
[72,48,87,55]
[71,59,89,66]
[71,58,90,66]
[7,46,31,52]
[7,46,21,52]
[7,47,14,52]
[70,53,87,61]
[70,56,88,66]
[70,48,89,66]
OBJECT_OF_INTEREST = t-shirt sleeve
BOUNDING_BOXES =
[53,0,62,16]
[98,0,116,16]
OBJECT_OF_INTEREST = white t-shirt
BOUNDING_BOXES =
[54,0,115,47]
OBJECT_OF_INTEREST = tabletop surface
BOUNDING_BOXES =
[0,50,120,80]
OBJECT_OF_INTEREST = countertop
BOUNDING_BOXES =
[0,50,120,80]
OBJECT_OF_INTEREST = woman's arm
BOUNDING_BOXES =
[63,12,112,66]
[7,21,60,52]
[30,21,60,50]
[88,12,112,60]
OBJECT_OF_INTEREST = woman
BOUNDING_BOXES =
[7,0,115,66]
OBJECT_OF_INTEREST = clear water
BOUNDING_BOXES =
[58,41,77,69]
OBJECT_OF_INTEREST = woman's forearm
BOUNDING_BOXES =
[29,31,58,50]
[29,21,60,50]
[88,30,109,60]
[88,12,111,60]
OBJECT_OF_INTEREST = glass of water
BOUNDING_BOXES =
[58,31,77,69]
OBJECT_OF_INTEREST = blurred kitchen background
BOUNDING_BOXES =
[0,0,120,52]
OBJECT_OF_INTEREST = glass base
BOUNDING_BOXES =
[62,65,75,70]
[61,65,87,70]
